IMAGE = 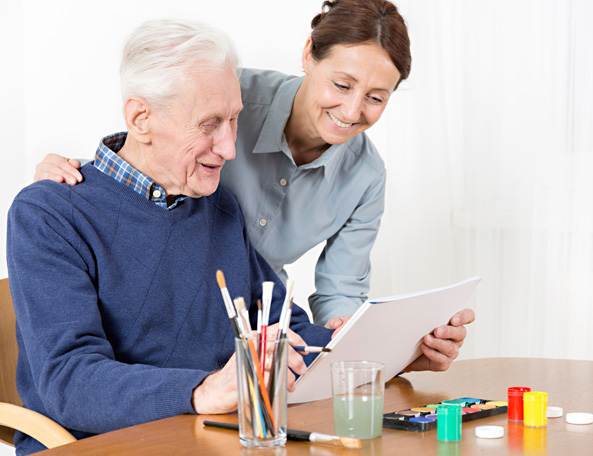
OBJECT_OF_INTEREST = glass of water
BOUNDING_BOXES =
[330,360,385,439]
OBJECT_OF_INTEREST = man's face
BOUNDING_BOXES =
[146,65,243,199]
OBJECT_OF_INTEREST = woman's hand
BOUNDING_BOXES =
[34,153,83,185]
[404,308,475,372]
[324,315,352,339]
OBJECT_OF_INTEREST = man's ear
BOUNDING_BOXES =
[302,36,314,75]
[123,96,152,145]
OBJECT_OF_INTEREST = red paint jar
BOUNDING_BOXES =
[508,386,531,421]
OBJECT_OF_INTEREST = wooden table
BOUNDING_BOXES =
[37,358,593,455]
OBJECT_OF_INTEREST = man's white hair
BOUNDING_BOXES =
[120,19,241,108]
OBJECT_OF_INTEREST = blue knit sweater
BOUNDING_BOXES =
[7,164,331,455]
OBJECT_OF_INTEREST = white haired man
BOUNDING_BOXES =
[7,19,332,455]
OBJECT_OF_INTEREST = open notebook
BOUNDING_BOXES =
[288,277,481,404]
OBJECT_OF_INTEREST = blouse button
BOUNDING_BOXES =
[259,218,267,227]
[279,178,288,187]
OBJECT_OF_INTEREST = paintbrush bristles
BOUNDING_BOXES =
[216,270,226,289]
[309,433,362,449]
[234,296,246,312]
[285,279,295,297]
[262,281,274,294]
[233,297,251,337]
[340,437,362,449]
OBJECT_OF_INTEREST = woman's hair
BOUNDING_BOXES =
[120,19,241,108]
[310,0,411,89]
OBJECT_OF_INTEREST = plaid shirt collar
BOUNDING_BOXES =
[94,132,187,210]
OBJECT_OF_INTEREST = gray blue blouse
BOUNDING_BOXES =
[221,69,386,325]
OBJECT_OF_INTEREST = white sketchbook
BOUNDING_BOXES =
[288,277,481,404]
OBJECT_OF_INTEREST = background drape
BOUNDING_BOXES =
[366,0,593,361]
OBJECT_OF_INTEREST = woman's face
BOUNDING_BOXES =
[301,40,401,146]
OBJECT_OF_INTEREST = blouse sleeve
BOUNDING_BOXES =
[309,170,386,325]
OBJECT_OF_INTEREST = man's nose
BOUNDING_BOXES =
[212,121,236,161]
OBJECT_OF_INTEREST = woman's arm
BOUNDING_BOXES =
[309,170,386,325]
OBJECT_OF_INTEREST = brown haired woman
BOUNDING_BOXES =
[34,0,473,372]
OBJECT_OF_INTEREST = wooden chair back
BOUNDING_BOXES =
[0,277,20,446]
[0,278,77,449]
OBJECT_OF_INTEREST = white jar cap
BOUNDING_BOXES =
[547,406,563,418]
[475,426,505,439]
[566,412,593,425]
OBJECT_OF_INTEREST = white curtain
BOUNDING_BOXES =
[367,0,593,361]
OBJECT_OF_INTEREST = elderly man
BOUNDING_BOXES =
[7,19,332,455]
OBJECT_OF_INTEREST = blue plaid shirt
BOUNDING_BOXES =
[94,132,186,210]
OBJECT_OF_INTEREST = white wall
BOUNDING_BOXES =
[2,0,593,371]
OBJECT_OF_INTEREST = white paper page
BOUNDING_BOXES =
[288,277,481,404]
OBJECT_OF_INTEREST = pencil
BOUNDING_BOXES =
[203,421,362,449]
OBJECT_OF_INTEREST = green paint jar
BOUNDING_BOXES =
[437,403,462,442]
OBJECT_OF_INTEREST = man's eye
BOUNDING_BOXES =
[201,121,219,132]
[334,82,349,91]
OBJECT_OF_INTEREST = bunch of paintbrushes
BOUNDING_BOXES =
[216,270,295,440]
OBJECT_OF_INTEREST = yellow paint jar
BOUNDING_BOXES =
[523,391,548,428]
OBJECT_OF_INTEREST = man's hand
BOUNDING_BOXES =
[192,353,238,414]
[191,325,312,414]
[34,153,82,185]
[404,308,475,372]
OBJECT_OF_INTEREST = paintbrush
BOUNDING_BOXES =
[256,299,262,344]
[292,346,333,353]
[260,281,274,375]
[232,297,251,339]
[216,270,241,338]
[277,279,295,335]
[234,296,276,434]
[203,421,362,449]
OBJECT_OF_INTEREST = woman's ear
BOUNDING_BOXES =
[123,96,152,144]
[302,36,314,74]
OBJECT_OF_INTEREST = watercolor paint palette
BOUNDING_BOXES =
[383,397,508,432]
